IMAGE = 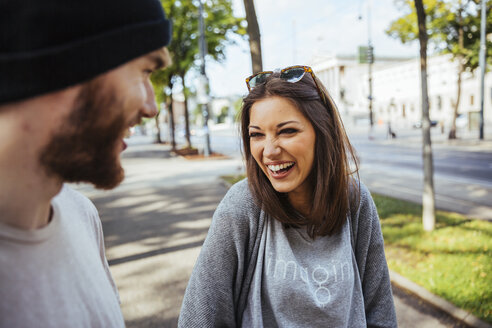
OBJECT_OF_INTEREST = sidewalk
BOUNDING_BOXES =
[74,144,243,327]
[74,143,485,327]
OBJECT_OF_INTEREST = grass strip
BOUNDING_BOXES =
[220,174,492,323]
[373,194,492,324]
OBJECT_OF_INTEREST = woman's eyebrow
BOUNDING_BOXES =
[249,121,300,130]
[277,120,300,128]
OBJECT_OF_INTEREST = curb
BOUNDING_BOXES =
[390,270,492,328]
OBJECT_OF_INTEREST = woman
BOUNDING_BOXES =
[178,66,396,328]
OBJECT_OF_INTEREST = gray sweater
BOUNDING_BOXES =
[178,179,397,327]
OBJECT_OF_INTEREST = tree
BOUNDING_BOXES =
[156,0,245,150]
[386,0,492,139]
[415,0,436,231]
[243,0,263,73]
[151,67,178,149]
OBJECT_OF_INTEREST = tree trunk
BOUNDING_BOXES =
[180,73,192,148]
[155,110,162,144]
[449,5,465,140]
[448,63,463,139]
[167,81,176,151]
[415,0,436,231]
[243,0,263,73]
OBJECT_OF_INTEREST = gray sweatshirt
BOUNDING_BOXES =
[178,179,397,327]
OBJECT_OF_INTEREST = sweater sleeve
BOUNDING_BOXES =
[352,183,397,328]
[177,179,263,328]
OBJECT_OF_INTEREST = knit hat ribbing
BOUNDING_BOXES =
[0,0,172,104]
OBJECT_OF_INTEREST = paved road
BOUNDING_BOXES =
[349,126,492,221]
[74,143,470,327]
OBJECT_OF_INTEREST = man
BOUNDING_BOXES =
[0,0,171,326]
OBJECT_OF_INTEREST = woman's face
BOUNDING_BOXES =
[249,96,316,198]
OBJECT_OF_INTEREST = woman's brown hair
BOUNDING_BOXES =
[240,71,359,238]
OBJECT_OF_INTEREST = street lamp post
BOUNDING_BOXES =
[198,0,211,156]
[479,0,486,140]
[357,0,375,137]
[367,0,375,134]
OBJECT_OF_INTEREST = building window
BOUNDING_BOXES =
[470,94,474,106]
[402,104,406,117]
[437,96,442,111]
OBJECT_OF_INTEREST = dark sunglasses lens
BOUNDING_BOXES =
[281,67,306,83]
[249,73,272,89]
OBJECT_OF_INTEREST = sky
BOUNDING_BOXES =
[205,0,420,98]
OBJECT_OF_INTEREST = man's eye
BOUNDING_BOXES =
[280,128,298,134]
[249,132,263,138]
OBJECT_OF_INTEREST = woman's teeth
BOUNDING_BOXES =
[267,162,294,172]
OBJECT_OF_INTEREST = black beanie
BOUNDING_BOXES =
[0,0,172,104]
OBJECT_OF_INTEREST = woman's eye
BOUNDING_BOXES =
[280,128,298,134]
[249,132,263,138]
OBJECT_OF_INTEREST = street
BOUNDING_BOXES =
[350,134,492,221]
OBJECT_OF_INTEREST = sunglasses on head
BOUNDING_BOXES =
[245,65,326,103]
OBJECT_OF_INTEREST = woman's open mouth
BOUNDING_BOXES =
[266,162,295,179]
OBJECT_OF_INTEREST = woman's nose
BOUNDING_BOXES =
[263,138,281,157]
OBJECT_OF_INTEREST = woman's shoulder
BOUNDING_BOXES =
[348,178,377,221]
[224,178,253,200]
[348,178,380,236]
[349,178,372,207]
[217,178,259,215]
[210,178,264,239]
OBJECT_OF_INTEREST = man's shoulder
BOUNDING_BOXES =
[54,184,93,203]
[53,184,98,217]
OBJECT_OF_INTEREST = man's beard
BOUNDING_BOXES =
[40,80,130,190]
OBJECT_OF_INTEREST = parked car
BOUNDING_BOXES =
[412,120,438,129]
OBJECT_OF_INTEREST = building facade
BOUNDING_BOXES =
[311,53,492,131]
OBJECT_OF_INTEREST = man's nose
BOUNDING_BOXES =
[142,81,158,118]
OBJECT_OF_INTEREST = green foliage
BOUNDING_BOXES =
[216,105,229,123]
[160,0,245,77]
[220,174,245,185]
[386,0,492,71]
[373,193,492,323]
[151,0,246,109]
[151,68,174,106]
